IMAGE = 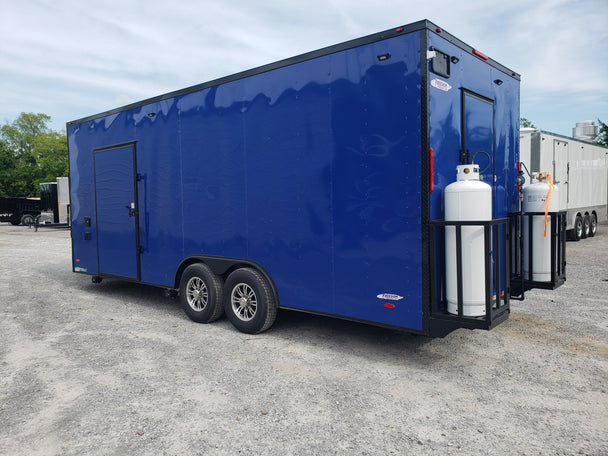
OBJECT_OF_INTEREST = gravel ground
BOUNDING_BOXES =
[0,223,607,456]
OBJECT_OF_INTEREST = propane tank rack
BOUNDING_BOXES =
[429,218,510,336]
[509,211,567,299]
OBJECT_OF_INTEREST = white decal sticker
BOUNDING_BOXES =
[74,266,87,272]
[377,293,404,301]
[431,78,452,92]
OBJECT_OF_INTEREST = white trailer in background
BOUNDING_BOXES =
[56,177,70,224]
[519,122,608,241]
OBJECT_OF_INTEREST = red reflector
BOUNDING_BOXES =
[473,49,489,60]
[395,27,404,32]
[436,28,442,33]
[517,161,522,192]
[384,303,396,309]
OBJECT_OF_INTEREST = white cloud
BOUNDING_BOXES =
[1,0,607,134]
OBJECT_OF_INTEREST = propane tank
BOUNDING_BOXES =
[445,164,492,316]
[523,172,559,282]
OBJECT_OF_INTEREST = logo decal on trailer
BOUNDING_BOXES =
[377,293,403,301]
[430,78,452,92]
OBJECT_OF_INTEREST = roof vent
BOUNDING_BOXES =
[572,121,598,141]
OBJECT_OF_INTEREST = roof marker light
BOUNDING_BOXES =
[473,49,489,60]
[395,27,404,32]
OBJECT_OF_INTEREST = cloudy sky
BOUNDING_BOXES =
[1,0,606,137]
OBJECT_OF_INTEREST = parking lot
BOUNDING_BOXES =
[1,224,607,455]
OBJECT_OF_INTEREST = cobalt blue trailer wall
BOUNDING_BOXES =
[68,20,520,335]
[427,34,520,222]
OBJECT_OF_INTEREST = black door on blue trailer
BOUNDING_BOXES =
[93,142,141,280]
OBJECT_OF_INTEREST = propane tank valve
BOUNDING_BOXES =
[515,170,525,187]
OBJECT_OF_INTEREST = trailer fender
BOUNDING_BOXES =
[174,255,280,307]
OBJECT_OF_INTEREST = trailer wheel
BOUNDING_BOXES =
[589,213,597,238]
[179,263,224,323]
[582,214,590,239]
[21,214,35,226]
[224,267,277,334]
[571,215,583,241]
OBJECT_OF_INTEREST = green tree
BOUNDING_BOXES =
[520,117,536,129]
[0,139,17,195]
[36,131,69,183]
[596,119,607,147]
[0,112,67,196]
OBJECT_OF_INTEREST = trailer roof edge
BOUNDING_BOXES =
[521,128,608,148]
[67,19,520,127]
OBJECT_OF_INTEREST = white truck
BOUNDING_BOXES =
[519,122,608,241]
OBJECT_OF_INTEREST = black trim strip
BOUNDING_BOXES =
[420,28,431,336]
[280,305,427,336]
[93,140,137,154]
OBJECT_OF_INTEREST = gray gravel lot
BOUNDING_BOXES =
[1,223,607,455]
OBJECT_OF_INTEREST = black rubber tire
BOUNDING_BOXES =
[588,213,597,238]
[582,214,590,239]
[571,215,583,241]
[223,267,277,334]
[21,214,35,226]
[179,263,224,323]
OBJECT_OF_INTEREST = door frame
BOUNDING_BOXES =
[93,141,141,280]
[552,138,569,206]
[460,88,496,212]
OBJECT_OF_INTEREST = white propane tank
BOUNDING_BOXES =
[445,164,492,316]
[523,172,559,282]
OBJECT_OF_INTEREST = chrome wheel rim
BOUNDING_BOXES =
[231,283,257,321]
[186,277,208,311]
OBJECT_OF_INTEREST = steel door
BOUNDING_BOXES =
[94,143,140,279]
[553,139,569,207]
[461,90,504,296]
[461,90,496,213]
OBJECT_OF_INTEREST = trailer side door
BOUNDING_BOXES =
[94,143,140,280]
[553,139,569,209]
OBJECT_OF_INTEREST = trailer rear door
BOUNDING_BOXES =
[461,90,496,213]
[553,138,569,208]
[94,143,140,280]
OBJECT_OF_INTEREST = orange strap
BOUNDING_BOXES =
[543,173,555,238]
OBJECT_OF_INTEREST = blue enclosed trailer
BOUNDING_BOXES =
[68,20,537,336]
